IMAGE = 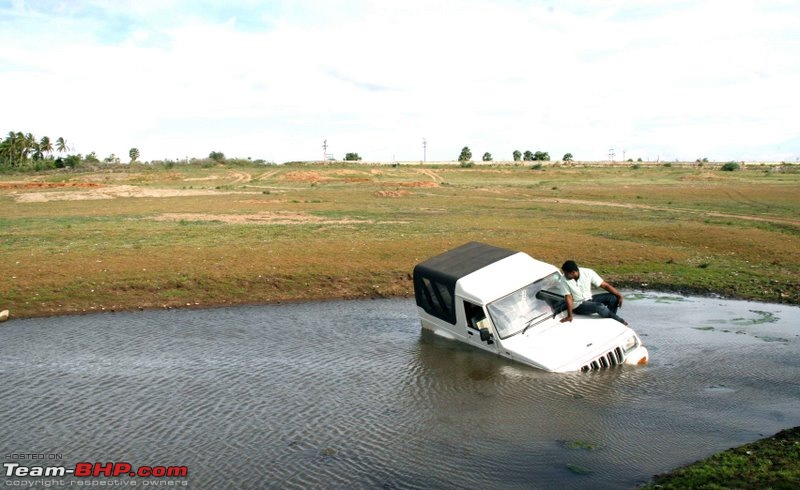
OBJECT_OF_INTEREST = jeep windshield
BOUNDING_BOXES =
[487,272,565,339]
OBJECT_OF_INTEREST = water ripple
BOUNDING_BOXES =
[1,297,798,489]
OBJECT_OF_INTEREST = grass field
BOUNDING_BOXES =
[2,161,799,318]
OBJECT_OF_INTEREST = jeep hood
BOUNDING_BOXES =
[499,317,634,372]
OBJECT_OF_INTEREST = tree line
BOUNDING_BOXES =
[0,131,71,168]
[458,147,574,163]
[0,130,147,170]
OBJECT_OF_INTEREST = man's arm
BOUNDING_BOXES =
[560,294,574,322]
[600,281,624,308]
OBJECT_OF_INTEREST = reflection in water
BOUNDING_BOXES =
[1,294,798,489]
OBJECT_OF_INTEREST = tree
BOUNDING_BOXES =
[1,131,23,166]
[0,133,14,165]
[63,154,81,168]
[458,146,472,163]
[56,137,68,154]
[523,150,534,161]
[129,148,140,163]
[32,144,44,161]
[23,133,36,160]
[512,150,522,161]
[534,151,550,161]
[563,153,573,162]
[482,152,492,162]
[344,152,362,161]
[40,136,53,158]
[209,151,225,162]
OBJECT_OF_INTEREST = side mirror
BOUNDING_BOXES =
[479,328,493,343]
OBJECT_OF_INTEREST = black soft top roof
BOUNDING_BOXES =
[413,242,517,323]
[414,241,517,286]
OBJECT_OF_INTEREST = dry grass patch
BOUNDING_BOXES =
[679,172,722,181]
[375,190,410,198]
[150,211,370,225]
[382,181,439,188]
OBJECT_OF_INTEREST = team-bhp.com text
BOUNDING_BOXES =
[4,462,188,479]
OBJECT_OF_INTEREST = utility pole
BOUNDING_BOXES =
[422,138,427,163]
[608,148,615,162]
[322,139,328,162]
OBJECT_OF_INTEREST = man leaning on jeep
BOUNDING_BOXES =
[559,260,628,325]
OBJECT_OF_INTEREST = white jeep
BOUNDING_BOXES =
[413,242,649,372]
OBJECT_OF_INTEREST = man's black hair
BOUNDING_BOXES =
[561,260,579,273]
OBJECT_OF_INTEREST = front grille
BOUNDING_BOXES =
[580,347,624,372]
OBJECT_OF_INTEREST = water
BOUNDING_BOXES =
[1,294,798,489]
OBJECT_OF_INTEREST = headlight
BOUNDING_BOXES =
[623,335,638,352]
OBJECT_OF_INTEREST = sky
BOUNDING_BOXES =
[1,0,798,163]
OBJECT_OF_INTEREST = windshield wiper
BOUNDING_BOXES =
[521,314,546,335]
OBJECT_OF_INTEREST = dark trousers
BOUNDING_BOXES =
[574,293,627,324]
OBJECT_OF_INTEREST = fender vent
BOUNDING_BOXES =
[580,347,624,372]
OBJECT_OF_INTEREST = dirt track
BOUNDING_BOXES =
[529,196,800,227]
[10,185,252,203]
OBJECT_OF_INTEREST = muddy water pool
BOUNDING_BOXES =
[1,293,798,489]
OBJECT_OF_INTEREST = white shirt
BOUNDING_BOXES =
[561,267,603,306]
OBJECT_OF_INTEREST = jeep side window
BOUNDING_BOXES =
[464,301,486,330]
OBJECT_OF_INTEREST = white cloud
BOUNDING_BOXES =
[1,0,798,162]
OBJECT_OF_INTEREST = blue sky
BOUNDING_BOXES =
[1,0,798,163]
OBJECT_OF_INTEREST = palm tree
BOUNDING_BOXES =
[1,132,28,166]
[40,136,53,158]
[22,133,36,160]
[0,135,11,165]
[56,137,68,154]
[2,132,18,164]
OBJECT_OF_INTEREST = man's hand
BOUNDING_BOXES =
[562,294,574,322]
[601,281,624,309]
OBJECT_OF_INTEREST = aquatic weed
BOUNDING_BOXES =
[733,310,779,325]
[563,440,601,451]
[566,464,592,475]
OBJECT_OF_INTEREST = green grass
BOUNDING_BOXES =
[642,427,800,489]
